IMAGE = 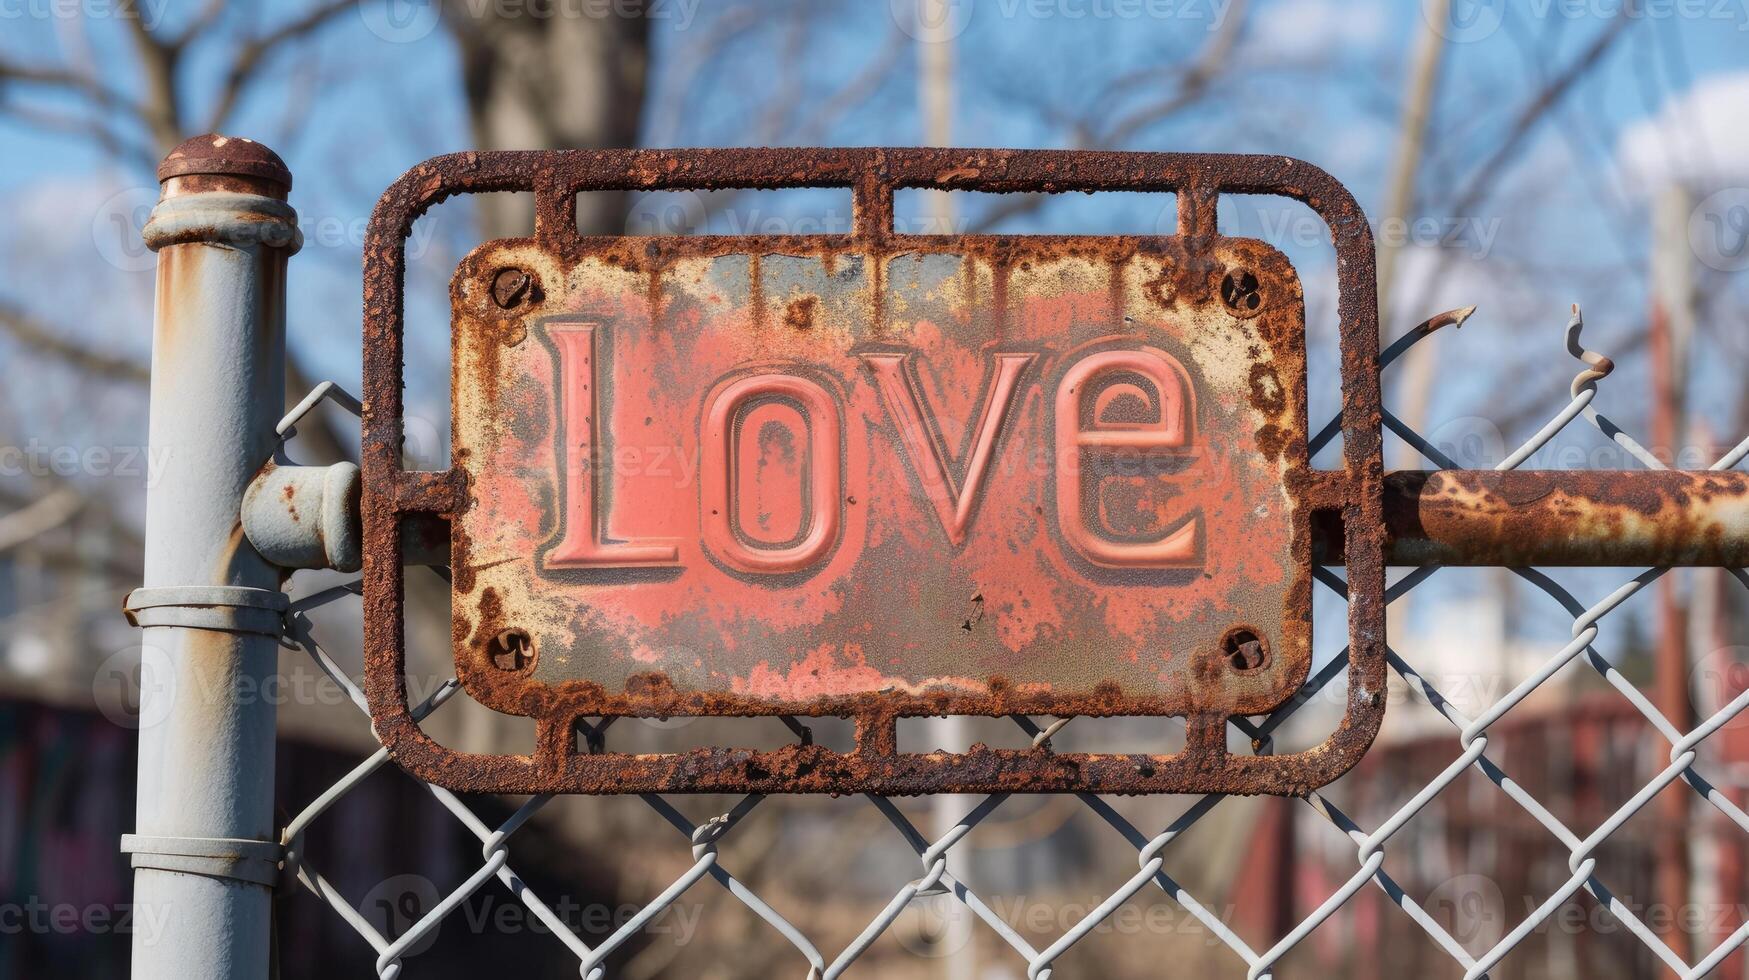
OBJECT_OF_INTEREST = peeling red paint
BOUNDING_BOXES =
[360,148,1388,795]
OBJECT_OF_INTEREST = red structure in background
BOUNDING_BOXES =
[1227,695,1749,978]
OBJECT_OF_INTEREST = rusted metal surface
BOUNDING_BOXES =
[454,241,1311,719]
[156,133,292,195]
[373,466,1749,572]
[241,462,363,572]
[1360,470,1749,567]
[131,134,296,978]
[360,149,1388,795]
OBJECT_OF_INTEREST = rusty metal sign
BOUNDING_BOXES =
[361,149,1387,795]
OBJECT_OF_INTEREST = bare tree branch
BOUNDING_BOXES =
[124,13,183,153]
[0,487,83,554]
[643,4,759,146]
[0,100,156,169]
[1098,0,1247,147]
[791,26,907,145]
[169,0,230,52]
[205,0,354,134]
[0,303,148,384]
[0,59,154,128]
[1441,12,1634,222]
[968,0,1248,234]
[753,9,811,144]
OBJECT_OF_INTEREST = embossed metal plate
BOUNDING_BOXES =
[361,149,1387,794]
[453,239,1313,720]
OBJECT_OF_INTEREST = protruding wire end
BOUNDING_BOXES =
[1429,304,1478,334]
[1565,303,1614,398]
[1381,305,1479,369]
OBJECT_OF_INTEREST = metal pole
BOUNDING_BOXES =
[1650,183,1694,969]
[126,134,298,980]
[915,8,977,976]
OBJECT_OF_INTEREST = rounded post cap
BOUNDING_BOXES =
[157,134,291,191]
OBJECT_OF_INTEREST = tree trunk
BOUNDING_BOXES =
[446,1,651,238]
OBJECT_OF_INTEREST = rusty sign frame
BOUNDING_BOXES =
[360,148,1386,795]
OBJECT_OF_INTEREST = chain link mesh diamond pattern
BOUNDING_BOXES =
[273,308,1749,978]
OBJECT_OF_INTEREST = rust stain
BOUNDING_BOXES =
[783,295,818,331]
[358,148,1389,796]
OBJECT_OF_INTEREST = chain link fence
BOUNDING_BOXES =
[270,306,1749,979]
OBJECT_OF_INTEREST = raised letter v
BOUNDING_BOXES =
[860,351,1035,547]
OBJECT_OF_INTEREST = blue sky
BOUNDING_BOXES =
[2,0,1746,654]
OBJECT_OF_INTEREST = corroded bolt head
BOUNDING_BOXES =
[1220,268,1263,314]
[491,268,533,309]
[489,629,533,671]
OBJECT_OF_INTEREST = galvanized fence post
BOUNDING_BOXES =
[123,135,299,980]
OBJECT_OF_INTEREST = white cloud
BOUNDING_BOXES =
[1617,71,1749,193]
[1244,0,1388,62]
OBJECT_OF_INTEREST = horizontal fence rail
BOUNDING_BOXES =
[271,304,1749,979]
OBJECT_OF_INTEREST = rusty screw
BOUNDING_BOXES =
[1222,627,1269,673]
[1220,269,1263,315]
[491,267,534,309]
[489,628,534,671]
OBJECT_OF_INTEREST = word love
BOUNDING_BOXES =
[544,322,1208,576]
